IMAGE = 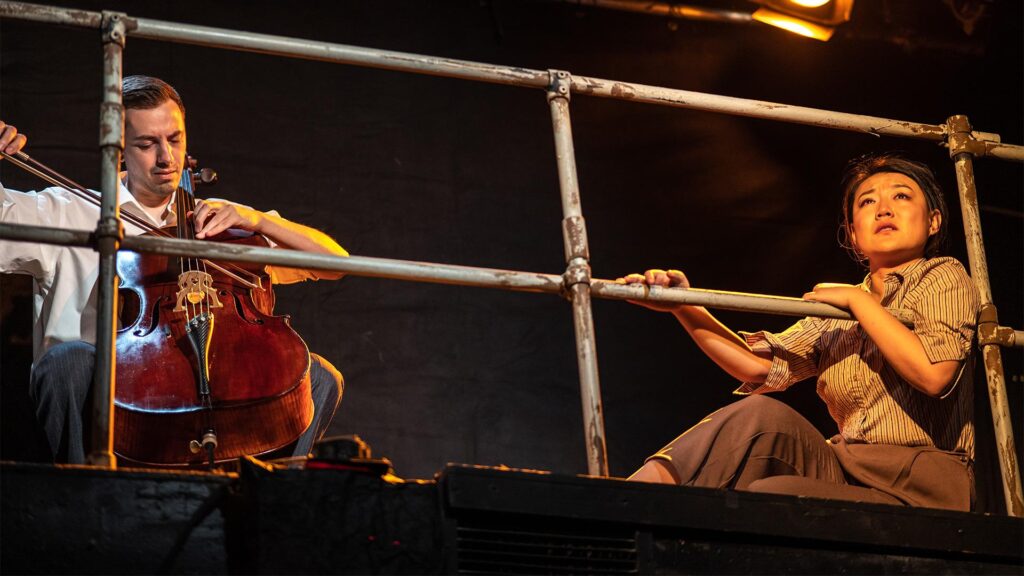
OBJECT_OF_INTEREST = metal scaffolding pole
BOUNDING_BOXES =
[5,220,1022,342]
[548,70,608,477]
[88,11,127,469]
[1,1,1021,160]
[947,115,1024,517]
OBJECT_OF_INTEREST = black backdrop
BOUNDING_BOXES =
[1,0,1020,506]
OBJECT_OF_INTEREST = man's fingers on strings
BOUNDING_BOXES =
[196,209,231,238]
[191,202,219,238]
[190,206,210,234]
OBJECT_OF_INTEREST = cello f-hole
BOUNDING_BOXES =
[118,288,141,331]
[229,291,265,325]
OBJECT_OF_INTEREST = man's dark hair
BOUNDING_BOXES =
[838,153,949,263]
[122,75,185,115]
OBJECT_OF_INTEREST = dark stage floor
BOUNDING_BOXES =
[2,458,1021,575]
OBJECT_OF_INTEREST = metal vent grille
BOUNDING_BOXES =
[455,523,639,574]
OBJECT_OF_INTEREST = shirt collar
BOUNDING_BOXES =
[883,257,928,283]
[860,257,930,304]
[118,175,176,227]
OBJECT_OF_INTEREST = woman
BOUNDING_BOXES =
[617,155,979,511]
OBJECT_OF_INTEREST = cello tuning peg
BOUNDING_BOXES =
[199,167,218,186]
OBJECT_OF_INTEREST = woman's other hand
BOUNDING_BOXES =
[615,268,690,312]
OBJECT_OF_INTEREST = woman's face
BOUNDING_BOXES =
[848,172,941,270]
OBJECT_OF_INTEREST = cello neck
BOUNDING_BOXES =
[174,166,199,241]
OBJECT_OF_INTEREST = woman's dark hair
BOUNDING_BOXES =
[122,75,185,116]
[838,153,949,264]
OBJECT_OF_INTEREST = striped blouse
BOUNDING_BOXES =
[736,257,980,458]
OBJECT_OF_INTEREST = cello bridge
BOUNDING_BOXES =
[174,271,223,312]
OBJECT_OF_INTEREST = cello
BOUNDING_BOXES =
[3,150,314,466]
[114,158,314,466]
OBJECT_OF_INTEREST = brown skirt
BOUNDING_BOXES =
[646,395,972,511]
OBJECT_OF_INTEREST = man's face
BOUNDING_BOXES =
[124,100,187,202]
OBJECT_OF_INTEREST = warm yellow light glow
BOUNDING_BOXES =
[752,8,835,41]
[790,0,831,7]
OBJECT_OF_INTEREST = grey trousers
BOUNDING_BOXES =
[28,341,343,464]
[648,394,972,511]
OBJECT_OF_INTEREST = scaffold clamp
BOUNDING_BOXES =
[547,69,571,102]
[945,114,990,157]
[977,303,1015,347]
[562,258,592,299]
[101,11,128,46]
[93,216,124,252]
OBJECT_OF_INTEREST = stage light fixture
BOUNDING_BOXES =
[751,0,855,41]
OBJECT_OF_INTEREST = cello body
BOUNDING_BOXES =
[113,227,313,466]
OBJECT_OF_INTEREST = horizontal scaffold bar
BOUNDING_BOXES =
[6,220,1007,337]
[1,1,1022,161]
[114,232,909,323]
[6,221,1018,347]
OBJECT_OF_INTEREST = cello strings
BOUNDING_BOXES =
[177,186,202,322]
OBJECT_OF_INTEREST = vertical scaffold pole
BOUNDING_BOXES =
[947,115,1023,516]
[88,11,127,469]
[547,69,609,477]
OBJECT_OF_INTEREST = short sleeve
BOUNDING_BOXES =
[905,260,979,364]
[734,316,823,395]
[202,202,343,285]
[269,265,321,285]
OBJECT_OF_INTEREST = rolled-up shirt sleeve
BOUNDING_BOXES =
[905,261,979,364]
[253,207,346,285]
[734,316,823,395]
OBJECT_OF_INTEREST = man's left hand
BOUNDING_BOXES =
[192,199,264,239]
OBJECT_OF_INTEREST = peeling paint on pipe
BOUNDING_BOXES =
[948,115,1023,517]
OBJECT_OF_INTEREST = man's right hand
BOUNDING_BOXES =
[614,268,691,312]
[0,121,27,156]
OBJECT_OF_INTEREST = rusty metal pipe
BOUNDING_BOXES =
[567,74,1013,156]
[133,15,549,89]
[548,70,609,477]
[88,11,127,470]
[1,2,1019,160]
[7,221,1024,344]
[948,115,1023,517]
[0,0,101,27]
[128,17,1016,159]
[0,222,94,247]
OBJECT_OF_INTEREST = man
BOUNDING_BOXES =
[0,75,346,464]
